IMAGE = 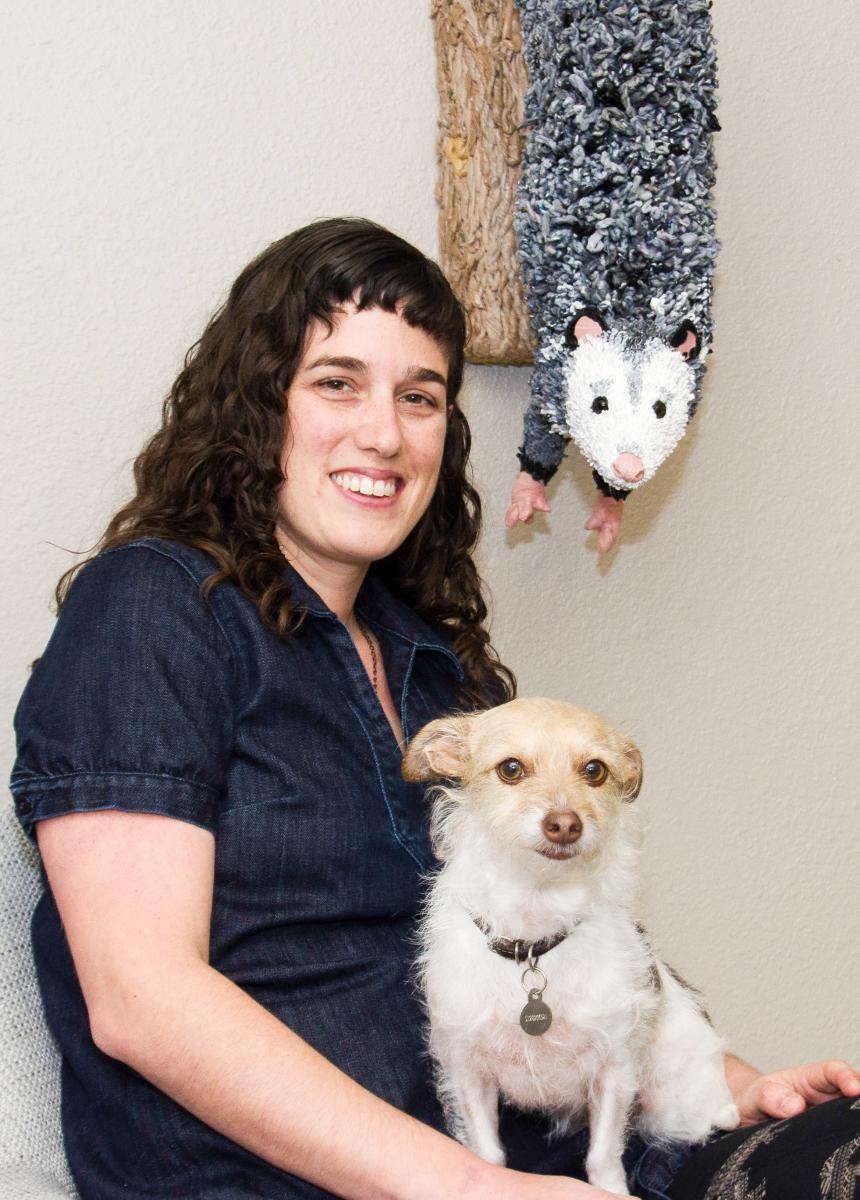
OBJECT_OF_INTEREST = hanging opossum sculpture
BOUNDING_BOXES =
[506,0,720,552]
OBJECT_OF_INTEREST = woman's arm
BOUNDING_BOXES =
[37,810,625,1200]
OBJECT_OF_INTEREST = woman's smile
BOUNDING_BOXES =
[330,470,400,500]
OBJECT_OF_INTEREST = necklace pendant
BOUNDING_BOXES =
[519,989,552,1036]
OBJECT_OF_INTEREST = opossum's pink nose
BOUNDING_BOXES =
[612,453,645,483]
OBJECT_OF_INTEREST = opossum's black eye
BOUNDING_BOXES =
[583,760,608,786]
[591,395,609,414]
[653,400,667,419]
[496,758,526,784]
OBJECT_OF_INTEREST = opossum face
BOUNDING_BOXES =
[563,330,696,490]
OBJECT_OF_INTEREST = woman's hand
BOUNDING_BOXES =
[729,1058,860,1125]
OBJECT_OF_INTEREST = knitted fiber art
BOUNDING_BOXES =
[513,0,719,514]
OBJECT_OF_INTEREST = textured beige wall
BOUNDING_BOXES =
[468,0,860,1067]
[2,0,857,1082]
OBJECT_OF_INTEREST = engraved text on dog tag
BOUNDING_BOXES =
[519,990,552,1036]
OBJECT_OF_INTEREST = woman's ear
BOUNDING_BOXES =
[401,714,473,781]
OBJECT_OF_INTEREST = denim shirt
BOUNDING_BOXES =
[11,538,697,1199]
[11,538,467,1198]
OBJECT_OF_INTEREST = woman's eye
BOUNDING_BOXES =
[496,758,525,783]
[583,759,608,786]
[317,378,355,396]
[653,400,667,419]
[401,392,438,409]
[591,395,609,414]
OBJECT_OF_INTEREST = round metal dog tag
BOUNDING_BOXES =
[519,991,552,1036]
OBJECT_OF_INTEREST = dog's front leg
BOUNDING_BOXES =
[440,1056,505,1166]
[585,1062,636,1195]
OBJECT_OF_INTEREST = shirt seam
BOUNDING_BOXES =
[10,767,221,796]
[400,644,417,741]
[346,698,426,871]
[103,540,239,685]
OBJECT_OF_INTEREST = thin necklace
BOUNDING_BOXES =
[354,614,378,693]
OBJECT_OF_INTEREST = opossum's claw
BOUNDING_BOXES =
[505,472,551,529]
[585,493,625,554]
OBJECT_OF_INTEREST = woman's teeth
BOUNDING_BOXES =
[331,472,397,498]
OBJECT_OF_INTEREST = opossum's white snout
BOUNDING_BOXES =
[612,453,645,483]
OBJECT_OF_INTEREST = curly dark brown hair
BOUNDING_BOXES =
[57,217,514,707]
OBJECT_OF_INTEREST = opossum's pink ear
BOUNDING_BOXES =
[669,320,701,362]
[401,715,473,782]
[565,308,607,349]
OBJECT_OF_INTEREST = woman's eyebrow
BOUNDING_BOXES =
[404,366,447,388]
[305,357,447,388]
[305,355,366,372]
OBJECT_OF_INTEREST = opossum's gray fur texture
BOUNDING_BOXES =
[514,0,719,488]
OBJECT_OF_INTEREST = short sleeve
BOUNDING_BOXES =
[10,544,236,840]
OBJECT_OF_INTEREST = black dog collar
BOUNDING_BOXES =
[472,915,576,962]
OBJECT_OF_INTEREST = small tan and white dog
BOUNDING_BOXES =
[402,697,739,1196]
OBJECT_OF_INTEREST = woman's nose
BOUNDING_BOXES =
[354,394,402,457]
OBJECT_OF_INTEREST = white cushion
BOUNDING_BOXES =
[0,1165,76,1199]
[0,801,76,1196]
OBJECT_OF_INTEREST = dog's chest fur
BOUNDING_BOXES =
[421,888,660,1115]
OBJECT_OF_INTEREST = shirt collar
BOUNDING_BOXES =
[282,561,464,680]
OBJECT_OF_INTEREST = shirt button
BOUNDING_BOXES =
[15,796,33,815]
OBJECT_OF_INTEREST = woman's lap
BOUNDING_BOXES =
[501,1097,860,1200]
[669,1095,860,1200]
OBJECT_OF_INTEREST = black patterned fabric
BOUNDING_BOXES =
[669,1096,860,1200]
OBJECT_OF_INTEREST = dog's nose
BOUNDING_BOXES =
[541,810,583,845]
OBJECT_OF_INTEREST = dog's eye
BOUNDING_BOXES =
[591,395,609,414]
[583,760,608,786]
[496,758,525,783]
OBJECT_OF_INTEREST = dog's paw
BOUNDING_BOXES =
[472,1144,506,1167]
[587,1165,629,1196]
[713,1102,741,1131]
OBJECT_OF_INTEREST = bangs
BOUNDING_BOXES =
[295,226,466,399]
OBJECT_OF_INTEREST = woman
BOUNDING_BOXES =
[11,218,859,1200]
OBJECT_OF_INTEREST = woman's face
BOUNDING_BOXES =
[276,303,450,579]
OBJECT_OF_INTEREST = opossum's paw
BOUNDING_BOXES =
[505,472,551,529]
[713,1102,741,1130]
[585,492,625,553]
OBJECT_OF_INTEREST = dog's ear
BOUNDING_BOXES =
[617,742,643,802]
[401,715,473,782]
